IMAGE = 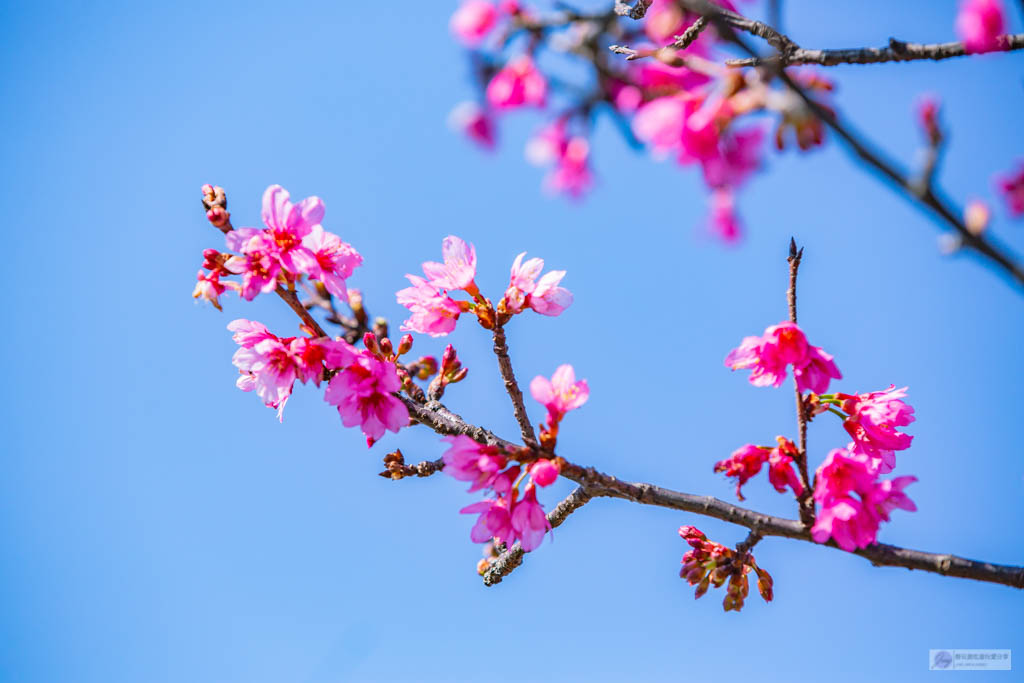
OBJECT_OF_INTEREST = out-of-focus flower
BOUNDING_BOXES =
[996,161,1024,216]
[449,101,496,149]
[450,0,498,46]
[956,0,1005,53]
[486,55,547,109]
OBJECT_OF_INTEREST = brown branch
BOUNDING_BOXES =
[726,34,1024,67]
[786,240,813,525]
[492,324,539,448]
[399,394,1024,590]
[482,485,594,586]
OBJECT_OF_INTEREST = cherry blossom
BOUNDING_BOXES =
[530,364,589,424]
[841,386,915,474]
[441,435,508,492]
[486,55,547,109]
[956,0,1006,54]
[323,345,409,446]
[450,0,498,46]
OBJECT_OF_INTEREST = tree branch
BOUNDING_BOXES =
[786,239,814,524]
[726,34,1024,67]
[482,485,594,585]
[399,394,1024,590]
[492,323,539,448]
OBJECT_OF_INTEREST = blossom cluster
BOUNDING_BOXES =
[721,321,917,551]
[446,0,836,242]
[679,526,773,612]
[444,363,587,556]
[397,235,572,336]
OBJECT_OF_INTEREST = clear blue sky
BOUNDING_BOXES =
[3,1,1023,681]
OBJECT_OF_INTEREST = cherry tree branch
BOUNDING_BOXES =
[398,394,1024,590]
[482,485,594,585]
[787,240,814,524]
[492,323,539,448]
[726,34,1024,68]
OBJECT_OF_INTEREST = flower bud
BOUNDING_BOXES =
[206,206,230,228]
[379,336,394,357]
[362,332,380,355]
[397,334,414,356]
[529,458,559,487]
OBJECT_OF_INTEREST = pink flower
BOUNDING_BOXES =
[486,55,547,109]
[916,95,941,145]
[644,0,686,42]
[529,458,559,487]
[422,235,478,292]
[956,0,1005,54]
[709,189,741,243]
[633,96,690,158]
[448,102,496,149]
[503,251,573,316]
[767,439,804,497]
[193,269,227,310]
[511,484,551,551]
[714,444,766,500]
[260,184,321,274]
[323,346,408,446]
[461,497,515,546]
[450,0,498,46]
[997,161,1024,216]
[228,318,274,348]
[530,364,589,424]
[793,345,842,394]
[699,126,763,190]
[841,386,915,474]
[396,275,463,337]
[526,120,593,199]
[441,435,508,492]
[302,225,362,300]
[224,231,281,300]
[810,449,917,551]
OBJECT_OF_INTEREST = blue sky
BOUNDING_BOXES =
[3,1,1023,681]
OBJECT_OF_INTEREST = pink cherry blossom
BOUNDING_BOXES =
[866,476,918,522]
[526,121,593,199]
[224,231,281,300]
[503,251,573,316]
[793,345,842,394]
[997,161,1024,216]
[767,439,804,497]
[699,126,763,190]
[714,444,766,501]
[530,364,589,424]
[841,386,915,474]
[461,497,515,546]
[449,102,496,149]
[529,458,559,487]
[762,322,809,365]
[193,269,227,310]
[302,225,362,300]
[511,484,551,551]
[323,346,408,446]
[811,496,876,551]
[633,61,711,98]
[441,435,508,492]
[450,0,498,46]
[486,55,547,109]
[813,448,878,505]
[709,189,741,243]
[956,0,1005,54]
[260,184,321,274]
[396,275,463,337]
[422,235,478,292]
[632,96,690,158]
[228,318,275,348]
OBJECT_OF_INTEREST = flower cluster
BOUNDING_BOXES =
[397,235,572,336]
[811,449,917,552]
[530,364,589,450]
[446,1,834,242]
[723,322,917,550]
[444,435,558,554]
[713,437,802,501]
[725,321,841,393]
[215,185,362,302]
[679,526,773,612]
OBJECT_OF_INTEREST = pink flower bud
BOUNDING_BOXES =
[529,459,559,487]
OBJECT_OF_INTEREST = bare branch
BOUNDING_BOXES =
[492,324,539,448]
[786,240,814,524]
[727,34,1024,67]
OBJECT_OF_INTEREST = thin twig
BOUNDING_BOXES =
[492,324,539,448]
[483,485,594,586]
[786,239,813,525]
[726,34,1024,67]
[670,15,710,51]
[399,395,1024,590]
